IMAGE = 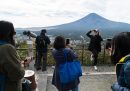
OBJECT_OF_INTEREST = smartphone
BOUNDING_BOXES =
[66,38,70,45]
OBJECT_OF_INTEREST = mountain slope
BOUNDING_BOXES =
[44,13,130,39]
[16,13,130,39]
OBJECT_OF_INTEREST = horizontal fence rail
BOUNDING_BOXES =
[16,43,111,66]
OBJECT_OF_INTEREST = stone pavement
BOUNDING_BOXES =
[26,60,116,91]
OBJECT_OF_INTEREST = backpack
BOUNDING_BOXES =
[0,74,6,91]
[116,54,130,80]
[37,36,45,48]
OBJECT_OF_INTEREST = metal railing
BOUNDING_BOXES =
[16,43,111,65]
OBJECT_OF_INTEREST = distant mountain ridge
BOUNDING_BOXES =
[16,13,130,39]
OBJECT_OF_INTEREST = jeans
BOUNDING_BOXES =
[58,87,78,91]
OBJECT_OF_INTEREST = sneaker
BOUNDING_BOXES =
[42,68,47,72]
[36,67,41,71]
[52,66,55,69]
[42,71,48,74]
[94,66,97,70]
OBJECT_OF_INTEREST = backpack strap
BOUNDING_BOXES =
[63,49,68,62]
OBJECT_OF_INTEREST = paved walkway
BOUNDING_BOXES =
[47,74,116,91]
[25,60,116,91]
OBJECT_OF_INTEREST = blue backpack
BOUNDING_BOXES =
[0,74,6,91]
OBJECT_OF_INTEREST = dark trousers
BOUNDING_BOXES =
[91,49,99,66]
[36,52,47,71]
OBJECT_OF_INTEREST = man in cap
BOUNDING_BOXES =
[35,29,50,71]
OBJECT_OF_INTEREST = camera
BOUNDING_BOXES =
[66,38,70,45]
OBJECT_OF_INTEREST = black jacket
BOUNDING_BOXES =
[86,31,103,52]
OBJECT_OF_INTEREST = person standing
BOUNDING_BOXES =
[35,29,50,71]
[51,36,80,91]
[111,32,130,91]
[0,20,25,91]
[86,29,103,70]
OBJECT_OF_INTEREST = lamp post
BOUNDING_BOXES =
[80,35,85,64]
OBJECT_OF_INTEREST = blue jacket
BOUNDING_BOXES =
[112,55,130,91]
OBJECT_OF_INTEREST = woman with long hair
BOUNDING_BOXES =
[51,36,80,91]
[0,20,25,91]
[111,32,130,91]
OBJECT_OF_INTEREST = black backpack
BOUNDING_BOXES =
[37,36,45,48]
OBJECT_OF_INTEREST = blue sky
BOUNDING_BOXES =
[0,0,130,28]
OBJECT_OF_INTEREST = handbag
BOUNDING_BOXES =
[59,50,82,84]
[22,78,32,91]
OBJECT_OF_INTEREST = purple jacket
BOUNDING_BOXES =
[51,48,79,91]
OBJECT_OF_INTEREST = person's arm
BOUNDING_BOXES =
[3,45,25,81]
[86,30,92,38]
[100,36,103,41]
[46,36,51,45]
[67,49,78,60]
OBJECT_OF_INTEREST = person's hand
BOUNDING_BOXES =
[21,61,25,68]
[66,44,73,49]
[108,48,112,56]
[90,30,93,32]
[50,47,53,50]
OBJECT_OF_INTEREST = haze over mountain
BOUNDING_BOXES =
[16,13,130,39]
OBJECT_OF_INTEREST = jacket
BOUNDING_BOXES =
[111,55,130,91]
[51,48,80,91]
[0,44,25,91]
[86,31,103,52]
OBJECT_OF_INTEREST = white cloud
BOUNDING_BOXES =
[105,0,130,23]
[0,0,130,28]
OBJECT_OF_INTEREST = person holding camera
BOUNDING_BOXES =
[86,29,103,70]
[51,36,80,91]
[35,29,50,71]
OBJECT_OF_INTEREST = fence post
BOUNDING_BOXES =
[81,40,84,64]
[103,42,106,63]
[80,36,85,65]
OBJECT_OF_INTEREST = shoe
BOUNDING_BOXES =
[42,71,48,74]
[36,67,41,71]
[42,68,47,72]
[52,66,55,69]
[94,66,97,70]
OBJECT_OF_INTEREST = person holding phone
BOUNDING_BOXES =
[86,29,103,70]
